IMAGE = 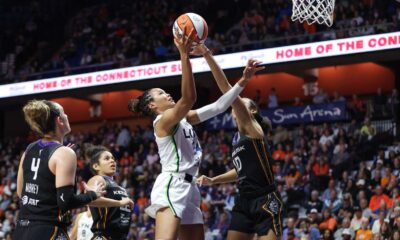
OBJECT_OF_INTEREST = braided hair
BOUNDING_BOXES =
[128,89,155,116]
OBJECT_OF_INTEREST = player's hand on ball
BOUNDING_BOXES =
[120,197,134,208]
[238,59,265,87]
[190,43,209,56]
[174,25,195,56]
[197,175,214,186]
[83,180,106,198]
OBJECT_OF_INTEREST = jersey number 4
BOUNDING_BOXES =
[31,158,41,180]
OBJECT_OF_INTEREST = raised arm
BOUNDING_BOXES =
[192,44,264,132]
[156,28,197,134]
[195,45,232,93]
[186,77,251,125]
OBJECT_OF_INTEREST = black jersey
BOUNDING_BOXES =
[232,132,275,195]
[18,140,71,226]
[90,176,131,239]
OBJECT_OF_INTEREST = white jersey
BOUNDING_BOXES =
[154,115,202,176]
[77,212,93,240]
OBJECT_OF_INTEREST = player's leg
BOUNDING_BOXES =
[155,207,181,240]
[227,230,254,240]
[179,187,204,240]
[152,174,186,239]
[228,207,255,240]
[258,230,279,240]
[179,224,204,240]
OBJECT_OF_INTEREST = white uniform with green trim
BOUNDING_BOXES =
[145,115,203,224]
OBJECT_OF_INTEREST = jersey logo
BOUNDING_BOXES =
[21,195,39,206]
[183,128,195,139]
[113,190,127,195]
[268,198,279,215]
[60,193,65,202]
[263,194,281,215]
[55,234,68,240]
[22,195,29,205]
[183,127,201,153]
[232,145,245,156]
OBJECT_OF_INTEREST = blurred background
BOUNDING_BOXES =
[0,0,400,239]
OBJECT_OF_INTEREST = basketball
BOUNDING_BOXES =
[172,13,208,43]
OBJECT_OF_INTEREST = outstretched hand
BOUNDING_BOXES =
[174,25,195,56]
[120,197,134,208]
[237,59,265,87]
[197,175,214,186]
[83,180,106,198]
[190,43,209,56]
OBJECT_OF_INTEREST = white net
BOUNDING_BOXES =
[291,0,335,27]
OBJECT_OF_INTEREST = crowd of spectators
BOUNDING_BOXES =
[1,0,399,83]
[0,107,399,239]
[0,1,43,84]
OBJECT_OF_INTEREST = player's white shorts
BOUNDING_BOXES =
[145,172,203,225]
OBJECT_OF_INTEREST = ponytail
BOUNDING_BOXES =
[128,89,154,116]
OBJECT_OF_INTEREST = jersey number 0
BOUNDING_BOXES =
[233,156,242,172]
[31,158,41,180]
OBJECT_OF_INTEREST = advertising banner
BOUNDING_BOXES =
[1,31,400,98]
[205,101,347,130]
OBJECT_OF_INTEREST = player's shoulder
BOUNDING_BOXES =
[51,146,77,167]
[88,175,107,185]
[53,146,76,157]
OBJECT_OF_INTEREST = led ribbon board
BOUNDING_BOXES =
[1,31,399,98]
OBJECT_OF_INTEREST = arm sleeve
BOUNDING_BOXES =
[57,185,98,212]
[195,83,244,122]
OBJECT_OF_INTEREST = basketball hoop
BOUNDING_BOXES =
[291,0,335,27]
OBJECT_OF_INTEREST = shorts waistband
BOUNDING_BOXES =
[164,172,196,183]
[239,184,277,198]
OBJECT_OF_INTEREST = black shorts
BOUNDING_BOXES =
[90,234,109,240]
[229,191,284,237]
[13,220,69,240]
